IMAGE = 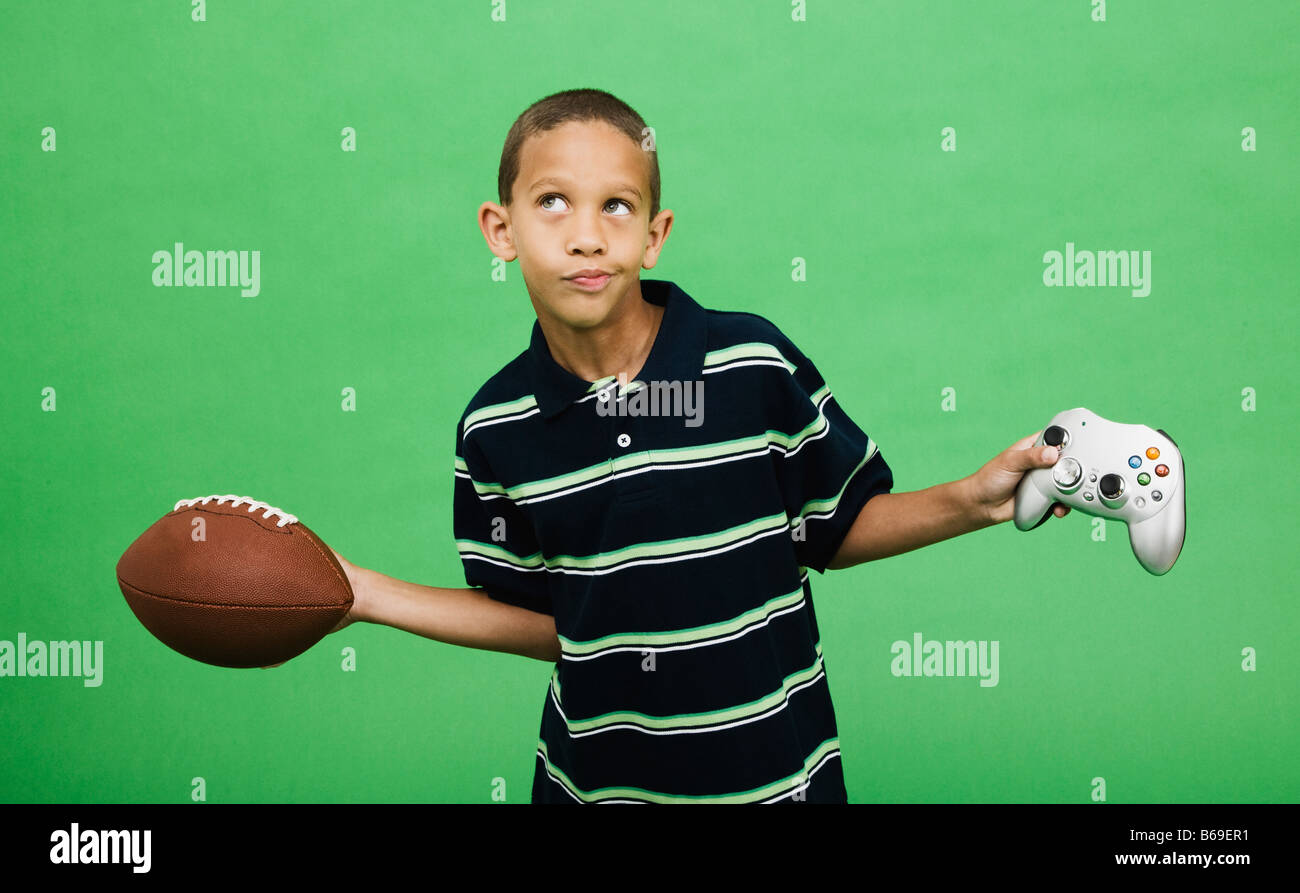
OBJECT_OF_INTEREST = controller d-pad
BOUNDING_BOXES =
[1052,457,1082,490]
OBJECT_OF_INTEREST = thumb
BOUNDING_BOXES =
[1008,431,1059,470]
[1028,443,1061,467]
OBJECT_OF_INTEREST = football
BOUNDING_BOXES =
[115,495,353,668]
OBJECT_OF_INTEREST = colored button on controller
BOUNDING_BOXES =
[1138,473,1150,485]
[1155,464,1169,477]
[1146,446,1160,460]
[1128,455,1142,468]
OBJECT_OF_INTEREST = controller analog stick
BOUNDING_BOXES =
[1043,425,1067,447]
[1099,474,1125,499]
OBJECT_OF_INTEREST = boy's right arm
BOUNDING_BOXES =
[344,551,561,663]
[262,548,560,667]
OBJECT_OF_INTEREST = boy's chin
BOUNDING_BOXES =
[545,295,621,331]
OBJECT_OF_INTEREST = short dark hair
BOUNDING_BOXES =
[497,88,660,221]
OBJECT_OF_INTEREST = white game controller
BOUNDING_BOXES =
[1014,408,1186,575]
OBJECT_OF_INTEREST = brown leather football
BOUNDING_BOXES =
[116,495,353,668]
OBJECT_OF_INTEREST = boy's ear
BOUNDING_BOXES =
[641,208,674,270]
[478,200,517,262]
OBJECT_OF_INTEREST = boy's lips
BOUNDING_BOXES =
[566,271,613,291]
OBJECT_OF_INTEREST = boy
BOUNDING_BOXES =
[310,89,1069,803]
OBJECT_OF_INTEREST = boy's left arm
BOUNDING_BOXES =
[827,431,1068,570]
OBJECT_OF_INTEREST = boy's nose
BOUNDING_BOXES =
[566,225,606,254]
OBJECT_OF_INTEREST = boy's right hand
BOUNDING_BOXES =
[261,547,366,668]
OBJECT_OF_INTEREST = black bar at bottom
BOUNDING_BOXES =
[0,803,1285,878]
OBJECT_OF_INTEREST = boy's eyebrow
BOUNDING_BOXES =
[528,176,642,200]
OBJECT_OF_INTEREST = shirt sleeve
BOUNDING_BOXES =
[452,414,554,616]
[767,332,894,574]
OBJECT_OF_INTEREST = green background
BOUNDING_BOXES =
[2,1,1296,803]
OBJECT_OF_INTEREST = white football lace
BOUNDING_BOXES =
[173,494,299,528]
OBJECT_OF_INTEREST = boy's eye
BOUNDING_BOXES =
[539,194,633,216]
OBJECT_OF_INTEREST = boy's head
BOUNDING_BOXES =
[479,88,673,333]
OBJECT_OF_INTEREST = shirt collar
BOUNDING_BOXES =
[528,278,708,421]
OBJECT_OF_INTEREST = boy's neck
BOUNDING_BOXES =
[535,280,666,385]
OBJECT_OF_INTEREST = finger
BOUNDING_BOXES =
[1007,435,1059,471]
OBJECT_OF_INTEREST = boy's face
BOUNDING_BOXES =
[479,119,673,333]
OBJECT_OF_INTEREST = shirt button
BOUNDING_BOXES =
[617,433,631,448]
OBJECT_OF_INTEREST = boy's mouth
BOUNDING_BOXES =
[566,271,612,291]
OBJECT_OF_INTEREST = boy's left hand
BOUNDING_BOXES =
[965,430,1070,525]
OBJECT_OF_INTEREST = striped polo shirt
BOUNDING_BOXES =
[453,278,894,803]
